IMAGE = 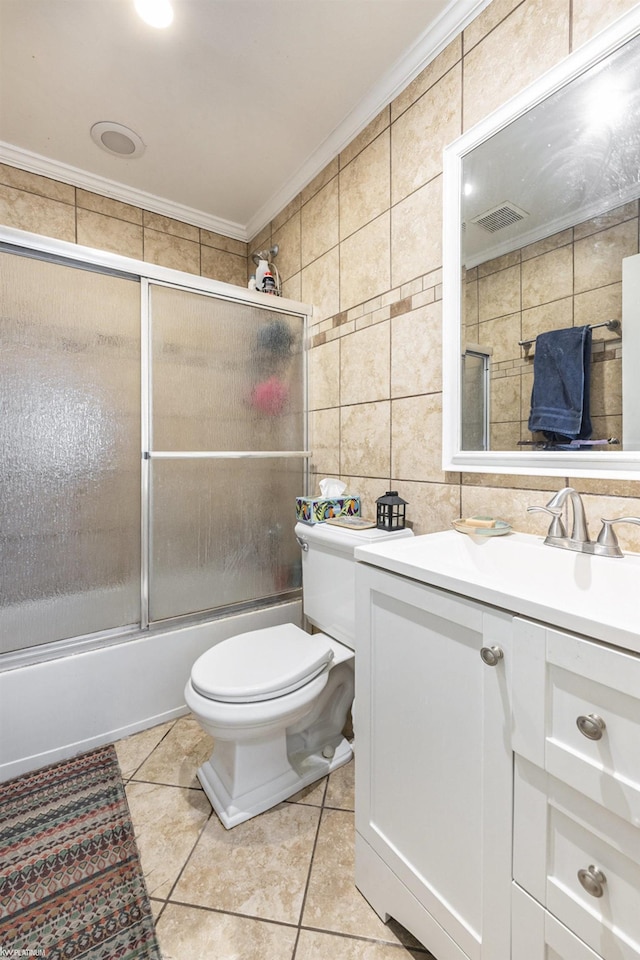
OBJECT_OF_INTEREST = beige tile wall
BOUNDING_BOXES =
[252,0,640,548]
[464,203,635,450]
[0,164,248,285]
[3,0,640,551]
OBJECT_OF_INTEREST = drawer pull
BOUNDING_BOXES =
[576,713,606,741]
[480,645,504,667]
[577,865,607,898]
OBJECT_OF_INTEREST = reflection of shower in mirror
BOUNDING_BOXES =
[461,346,491,451]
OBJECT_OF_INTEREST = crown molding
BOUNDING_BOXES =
[0,141,248,242]
[245,0,493,240]
[2,0,491,245]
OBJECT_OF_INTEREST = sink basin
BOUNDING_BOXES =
[355,530,640,652]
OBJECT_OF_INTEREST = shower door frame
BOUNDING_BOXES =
[140,276,311,630]
[0,225,312,665]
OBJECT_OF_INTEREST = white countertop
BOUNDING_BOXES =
[355,529,640,655]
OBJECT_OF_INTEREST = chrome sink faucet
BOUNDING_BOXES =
[547,486,590,542]
[528,486,640,558]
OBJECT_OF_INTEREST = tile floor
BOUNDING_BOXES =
[114,716,436,960]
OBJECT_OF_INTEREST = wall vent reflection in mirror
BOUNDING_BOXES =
[469,202,529,234]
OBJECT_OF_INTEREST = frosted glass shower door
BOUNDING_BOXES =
[0,251,141,653]
[147,284,306,622]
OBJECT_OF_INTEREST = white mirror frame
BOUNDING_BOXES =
[442,6,640,480]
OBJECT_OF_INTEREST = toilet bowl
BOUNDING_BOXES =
[185,520,413,828]
[184,623,354,828]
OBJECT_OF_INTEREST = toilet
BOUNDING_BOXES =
[185,519,413,828]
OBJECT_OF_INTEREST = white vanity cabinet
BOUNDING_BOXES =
[354,545,640,960]
[354,563,514,960]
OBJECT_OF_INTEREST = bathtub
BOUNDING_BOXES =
[0,600,301,782]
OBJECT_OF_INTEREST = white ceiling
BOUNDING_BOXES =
[0,0,487,241]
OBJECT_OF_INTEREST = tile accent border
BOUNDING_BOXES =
[309,270,442,347]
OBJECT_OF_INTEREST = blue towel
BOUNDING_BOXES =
[527,325,592,441]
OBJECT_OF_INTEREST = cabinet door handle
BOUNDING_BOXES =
[577,865,607,898]
[480,645,504,667]
[576,713,606,740]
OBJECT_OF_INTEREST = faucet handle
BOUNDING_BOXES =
[527,505,567,539]
[596,517,640,557]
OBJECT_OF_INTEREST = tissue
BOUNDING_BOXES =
[296,478,360,525]
[319,478,346,498]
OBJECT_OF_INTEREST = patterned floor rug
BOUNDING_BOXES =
[0,745,161,960]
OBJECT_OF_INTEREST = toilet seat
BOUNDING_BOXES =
[190,623,334,703]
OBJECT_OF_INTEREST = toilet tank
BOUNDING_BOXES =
[295,521,413,650]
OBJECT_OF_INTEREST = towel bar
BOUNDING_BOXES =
[517,437,620,448]
[518,319,620,349]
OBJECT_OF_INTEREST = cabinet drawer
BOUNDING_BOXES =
[514,757,640,960]
[513,620,640,826]
[513,883,604,960]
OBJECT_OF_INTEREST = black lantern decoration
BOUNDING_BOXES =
[376,490,408,531]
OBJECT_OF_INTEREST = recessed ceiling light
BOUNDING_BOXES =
[135,0,173,28]
[90,122,146,159]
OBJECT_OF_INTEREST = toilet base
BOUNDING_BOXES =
[197,736,353,829]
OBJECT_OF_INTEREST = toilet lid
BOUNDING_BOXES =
[191,623,334,703]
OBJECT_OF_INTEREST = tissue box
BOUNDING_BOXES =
[295,495,361,525]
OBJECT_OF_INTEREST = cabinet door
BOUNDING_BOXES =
[354,565,513,960]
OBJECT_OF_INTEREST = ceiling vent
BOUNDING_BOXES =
[469,202,529,233]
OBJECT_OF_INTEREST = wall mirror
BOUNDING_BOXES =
[442,7,640,479]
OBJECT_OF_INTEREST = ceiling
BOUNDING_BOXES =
[0,0,486,241]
